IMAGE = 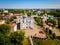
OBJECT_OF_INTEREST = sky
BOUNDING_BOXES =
[0,0,60,9]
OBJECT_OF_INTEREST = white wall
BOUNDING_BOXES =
[20,16,34,29]
[0,21,5,24]
[14,25,17,31]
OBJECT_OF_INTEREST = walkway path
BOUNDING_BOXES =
[29,36,34,45]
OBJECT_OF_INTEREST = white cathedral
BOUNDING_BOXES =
[20,15,34,29]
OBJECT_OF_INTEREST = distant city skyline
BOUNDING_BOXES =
[0,0,60,9]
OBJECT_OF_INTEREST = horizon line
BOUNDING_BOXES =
[0,8,60,9]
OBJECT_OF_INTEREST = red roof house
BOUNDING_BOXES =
[0,20,5,24]
[7,23,17,32]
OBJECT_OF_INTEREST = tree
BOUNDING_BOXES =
[58,19,60,28]
[10,31,25,45]
[49,30,52,35]
[8,9,24,14]
[45,28,49,33]
[6,19,11,24]
[52,33,56,39]
[6,18,14,24]
[27,12,31,16]
[47,19,56,27]
[0,24,11,34]
[0,33,11,45]
[47,9,60,28]
[34,17,43,27]
[33,37,44,45]
[0,16,3,20]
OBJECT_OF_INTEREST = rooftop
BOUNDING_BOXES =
[7,23,16,27]
[0,20,5,22]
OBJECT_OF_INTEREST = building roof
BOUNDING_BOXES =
[3,16,8,18]
[3,14,21,18]
[0,20,5,22]
[13,14,21,16]
[7,23,16,27]
[48,22,53,25]
[0,14,4,16]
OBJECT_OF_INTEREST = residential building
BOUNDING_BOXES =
[48,15,54,19]
[7,23,17,32]
[3,10,8,13]
[42,14,54,22]
[42,14,48,22]
[13,14,21,23]
[0,20,5,24]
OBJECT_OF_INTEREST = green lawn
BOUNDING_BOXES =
[42,38,59,45]
[33,37,59,45]
[23,38,30,45]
